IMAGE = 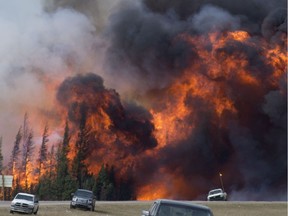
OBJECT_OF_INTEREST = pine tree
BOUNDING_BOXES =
[94,164,117,200]
[0,137,4,174]
[22,113,29,169]
[9,127,22,190]
[56,119,76,200]
[23,130,34,191]
[95,164,108,200]
[71,104,90,189]
[0,137,4,200]
[39,145,58,200]
[37,124,49,180]
[107,166,116,200]
[47,145,56,178]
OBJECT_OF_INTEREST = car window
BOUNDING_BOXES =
[156,204,210,216]
[75,190,93,198]
[209,189,222,195]
[150,202,158,215]
[15,194,33,202]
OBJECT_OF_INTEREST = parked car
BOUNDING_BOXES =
[207,188,227,201]
[70,189,96,211]
[142,199,214,216]
[10,192,39,214]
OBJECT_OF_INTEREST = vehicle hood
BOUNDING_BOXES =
[74,195,92,199]
[12,198,33,204]
[208,192,225,197]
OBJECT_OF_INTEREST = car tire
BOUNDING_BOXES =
[10,210,13,214]
[34,207,38,215]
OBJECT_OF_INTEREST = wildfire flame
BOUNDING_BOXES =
[3,1,287,201]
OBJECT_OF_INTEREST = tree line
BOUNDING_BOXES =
[0,112,136,201]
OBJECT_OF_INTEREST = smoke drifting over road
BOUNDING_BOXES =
[0,0,286,200]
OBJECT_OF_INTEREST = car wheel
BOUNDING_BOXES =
[34,207,38,215]
[10,210,13,214]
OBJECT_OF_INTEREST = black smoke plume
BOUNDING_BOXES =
[102,0,287,200]
[56,73,157,158]
[49,0,286,200]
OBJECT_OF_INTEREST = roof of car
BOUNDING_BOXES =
[17,192,34,197]
[209,188,223,193]
[77,189,93,193]
[155,199,211,211]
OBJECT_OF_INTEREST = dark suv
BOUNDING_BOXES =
[70,189,96,211]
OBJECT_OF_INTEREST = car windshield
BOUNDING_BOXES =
[209,189,222,195]
[15,194,33,201]
[75,190,93,198]
[156,203,211,216]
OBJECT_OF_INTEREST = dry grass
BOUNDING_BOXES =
[204,201,287,216]
[2,201,287,216]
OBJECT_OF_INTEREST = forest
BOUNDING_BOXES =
[0,112,136,201]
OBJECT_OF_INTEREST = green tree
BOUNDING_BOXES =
[0,137,3,174]
[0,136,4,200]
[95,164,108,200]
[56,120,76,200]
[9,127,22,177]
[118,166,136,200]
[39,145,58,200]
[71,104,90,189]
[9,128,22,197]
[22,113,29,169]
[23,130,34,191]
[94,164,116,200]
[37,124,49,179]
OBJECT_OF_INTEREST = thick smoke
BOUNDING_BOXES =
[0,0,104,157]
[102,0,287,200]
[56,73,157,164]
[104,0,286,92]
[1,0,286,201]
[262,8,287,42]
[44,0,121,31]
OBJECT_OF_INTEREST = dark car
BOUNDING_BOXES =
[142,199,214,216]
[70,189,96,211]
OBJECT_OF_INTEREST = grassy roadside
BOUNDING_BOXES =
[2,201,287,216]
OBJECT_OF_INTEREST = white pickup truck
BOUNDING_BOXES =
[207,188,227,201]
[10,192,39,214]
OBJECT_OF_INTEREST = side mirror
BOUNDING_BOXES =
[142,210,151,216]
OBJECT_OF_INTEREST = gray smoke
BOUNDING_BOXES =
[262,8,287,42]
[0,0,101,158]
